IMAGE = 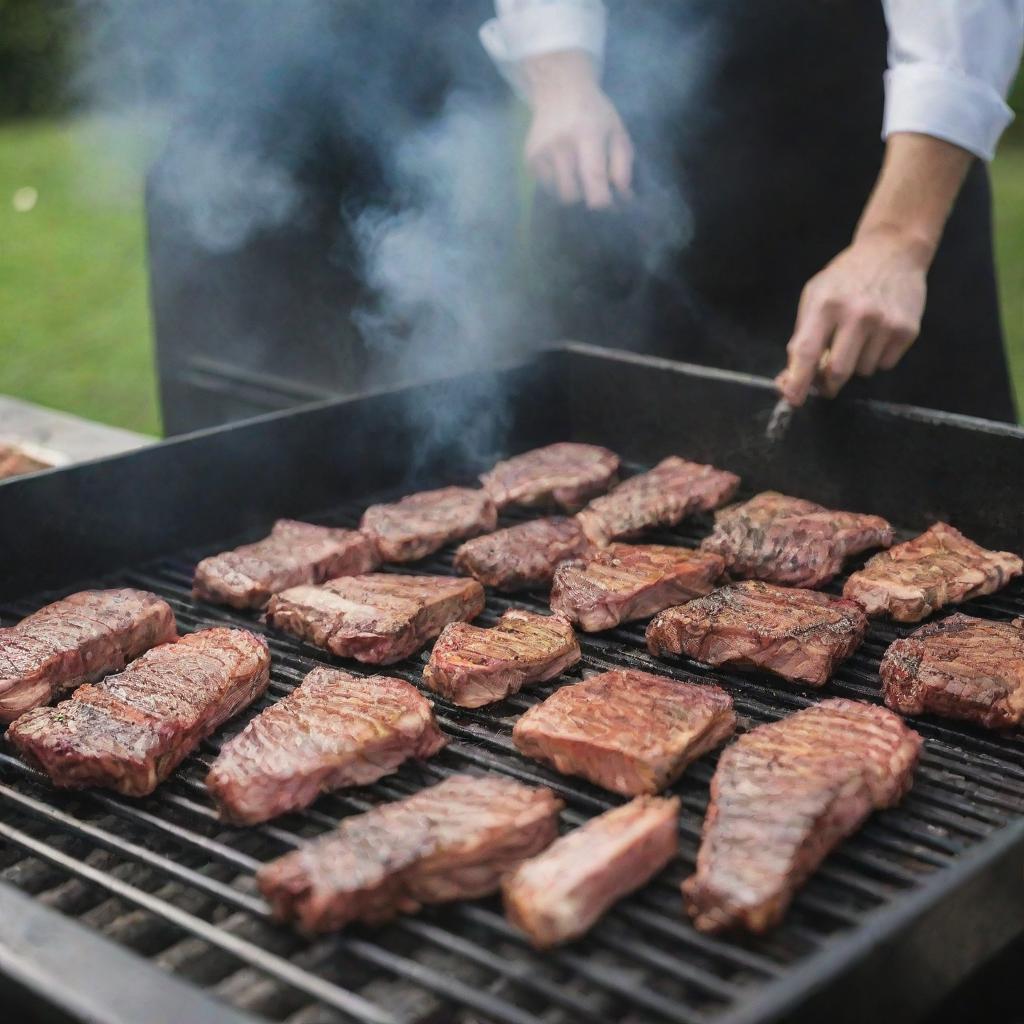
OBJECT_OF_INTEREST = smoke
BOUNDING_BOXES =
[70,1,713,464]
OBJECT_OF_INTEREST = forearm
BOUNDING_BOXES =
[855,132,974,265]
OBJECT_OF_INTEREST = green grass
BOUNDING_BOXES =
[1,116,1023,434]
[0,118,159,434]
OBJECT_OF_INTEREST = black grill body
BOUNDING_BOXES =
[1,344,1022,1024]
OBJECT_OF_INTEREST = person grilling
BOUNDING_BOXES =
[480,0,1024,421]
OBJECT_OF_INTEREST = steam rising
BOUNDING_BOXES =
[73,1,707,463]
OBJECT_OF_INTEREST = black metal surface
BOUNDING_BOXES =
[0,345,1023,1024]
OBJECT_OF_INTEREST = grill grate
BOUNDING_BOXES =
[2,475,1024,1024]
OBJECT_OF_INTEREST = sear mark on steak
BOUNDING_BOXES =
[257,773,562,932]
[266,574,485,665]
[700,491,893,589]
[207,666,446,824]
[0,589,177,724]
[480,443,620,512]
[423,608,580,708]
[503,794,679,948]
[881,613,1024,729]
[193,520,379,610]
[513,670,735,796]
[683,697,921,934]
[577,456,740,546]
[647,580,868,687]
[550,543,724,632]
[8,628,270,797]
[360,486,498,564]
[453,516,592,592]
[843,522,1023,623]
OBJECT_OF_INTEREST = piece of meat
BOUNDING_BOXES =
[453,517,592,591]
[881,613,1024,729]
[550,543,724,632]
[423,609,580,708]
[360,487,498,563]
[266,574,485,665]
[683,698,921,933]
[503,795,679,948]
[513,670,735,796]
[700,491,893,588]
[577,457,740,546]
[0,589,178,724]
[647,580,868,687]
[842,522,1023,623]
[207,667,446,824]
[480,443,620,512]
[257,773,563,932]
[193,520,380,609]
[8,628,270,797]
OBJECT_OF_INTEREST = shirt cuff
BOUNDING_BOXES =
[883,62,1015,161]
[480,1,606,100]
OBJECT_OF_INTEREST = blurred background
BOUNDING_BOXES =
[2,0,1023,438]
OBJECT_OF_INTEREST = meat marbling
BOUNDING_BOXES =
[480,443,619,512]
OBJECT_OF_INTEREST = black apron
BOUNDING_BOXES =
[541,0,1016,421]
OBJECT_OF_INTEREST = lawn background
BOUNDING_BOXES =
[2,116,1024,437]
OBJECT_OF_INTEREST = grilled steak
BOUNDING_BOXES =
[257,773,562,932]
[480,443,619,512]
[881,614,1024,728]
[577,457,740,546]
[266,574,485,665]
[360,487,498,563]
[453,516,592,591]
[0,589,177,723]
[513,670,735,796]
[207,667,446,824]
[503,795,679,948]
[423,609,580,708]
[193,520,379,609]
[550,543,724,632]
[842,522,1024,622]
[700,491,893,588]
[683,698,921,933]
[647,581,868,687]
[8,628,270,797]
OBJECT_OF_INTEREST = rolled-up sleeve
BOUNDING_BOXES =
[480,0,607,97]
[883,0,1024,160]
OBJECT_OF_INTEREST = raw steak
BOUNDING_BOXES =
[647,580,868,687]
[0,589,177,723]
[360,487,498,563]
[683,698,921,933]
[843,522,1023,622]
[8,628,270,797]
[577,457,740,546]
[266,574,484,665]
[513,670,735,796]
[423,608,580,708]
[257,773,562,932]
[503,795,679,947]
[881,613,1024,728]
[700,491,893,588]
[193,520,379,609]
[207,667,446,823]
[550,543,724,632]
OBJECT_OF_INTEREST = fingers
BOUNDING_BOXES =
[577,133,613,210]
[820,319,872,397]
[877,319,918,370]
[781,298,837,406]
[608,127,634,200]
[549,144,581,204]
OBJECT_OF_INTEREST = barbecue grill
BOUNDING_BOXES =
[2,343,1023,1024]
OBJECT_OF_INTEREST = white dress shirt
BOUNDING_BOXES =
[480,0,1024,161]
